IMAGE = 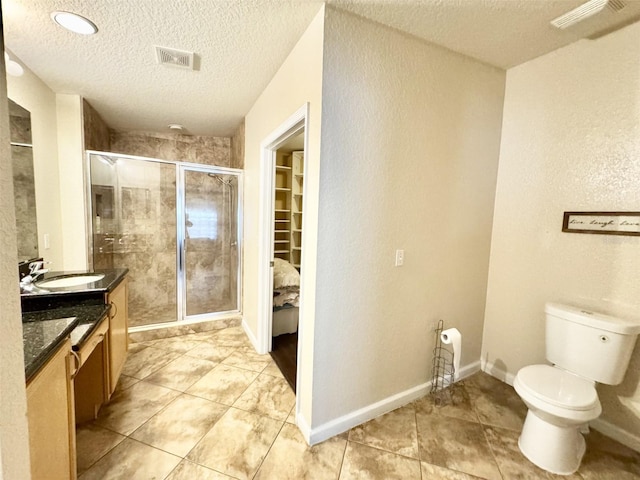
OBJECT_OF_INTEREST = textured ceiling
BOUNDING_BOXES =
[3,0,639,136]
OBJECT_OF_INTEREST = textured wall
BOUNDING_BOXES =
[243,5,325,427]
[313,8,505,426]
[110,130,231,166]
[83,99,111,151]
[483,21,640,445]
[0,46,32,479]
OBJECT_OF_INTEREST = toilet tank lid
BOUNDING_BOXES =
[545,303,640,335]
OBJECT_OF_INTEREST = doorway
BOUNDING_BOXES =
[270,133,304,391]
[257,104,309,397]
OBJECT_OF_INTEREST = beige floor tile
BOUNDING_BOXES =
[79,438,181,480]
[349,404,419,459]
[76,424,126,476]
[185,342,237,363]
[578,430,640,480]
[416,411,502,480]
[142,335,204,353]
[95,380,181,435]
[413,383,479,424]
[339,442,421,480]
[130,393,228,457]
[421,462,486,479]
[286,405,296,424]
[222,346,272,372]
[187,363,258,405]
[233,373,295,421]
[112,374,140,394]
[144,355,217,391]
[262,360,285,378]
[483,425,554,479]
[206,327,253,348]
[121,345,182,379]
[464,372,527,431]
[255,423,346,480]
[187,407,282,480]
[166,460,235,479]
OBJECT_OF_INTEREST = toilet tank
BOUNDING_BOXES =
[545,303,640,385]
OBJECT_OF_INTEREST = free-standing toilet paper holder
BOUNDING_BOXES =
[430,319,457,406]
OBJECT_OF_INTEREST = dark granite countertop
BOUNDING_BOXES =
[21,268,128,312]
[23,304,110,351]
[21,267,128,297]
[21,268,126,381]
[23,317,79,382]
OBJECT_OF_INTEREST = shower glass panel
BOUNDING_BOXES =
[90,154,178,327]
[89,152,241,328]
[184,170,238,317]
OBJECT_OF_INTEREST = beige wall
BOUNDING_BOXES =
[483,21,640,445]
[0,46,32,479]
[243,5,325,427]
[56,94,88,270]
[312,9,505,427]
[7,55,64,268]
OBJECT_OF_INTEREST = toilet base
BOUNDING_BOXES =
[518,410,586,475]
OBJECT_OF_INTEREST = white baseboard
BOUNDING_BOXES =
[481,359,515,386]
[591,417,640,453]
[306,360,481,446]
[241,318,260,352]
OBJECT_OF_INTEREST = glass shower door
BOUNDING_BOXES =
[183,169,239,317]
[90,154,178,327]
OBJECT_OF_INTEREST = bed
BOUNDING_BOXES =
[272,258,299,336]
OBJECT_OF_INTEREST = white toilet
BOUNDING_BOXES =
[514,302,640,475]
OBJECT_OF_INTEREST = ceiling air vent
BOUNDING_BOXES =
[154,45,194,70]
[550,0,626,29]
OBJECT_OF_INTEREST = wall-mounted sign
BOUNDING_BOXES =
[562,212,640,236]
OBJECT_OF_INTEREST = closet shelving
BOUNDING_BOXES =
[273,150,304,268]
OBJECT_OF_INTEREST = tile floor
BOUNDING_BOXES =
[77,326,640,479]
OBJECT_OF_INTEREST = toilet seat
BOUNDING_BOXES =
[515,365,599,411]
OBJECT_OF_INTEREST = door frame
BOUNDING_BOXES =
[257,103,309,354]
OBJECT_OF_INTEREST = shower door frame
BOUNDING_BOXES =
[85,150,243,330]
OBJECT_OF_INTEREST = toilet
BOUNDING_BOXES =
[514,302,640,475]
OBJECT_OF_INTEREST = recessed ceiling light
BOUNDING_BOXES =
[51,11,98,35]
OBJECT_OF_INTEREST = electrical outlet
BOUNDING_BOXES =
[395,249,404,267]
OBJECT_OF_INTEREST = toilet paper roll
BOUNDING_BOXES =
[440,328,462,381]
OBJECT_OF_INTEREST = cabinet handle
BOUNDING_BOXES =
[109,301,118,318]
[70,350,81,379]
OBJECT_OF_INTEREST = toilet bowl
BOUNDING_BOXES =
[513,303,640,476]
[514,365,601,475]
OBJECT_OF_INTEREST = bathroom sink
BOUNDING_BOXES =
[35,274,105,288]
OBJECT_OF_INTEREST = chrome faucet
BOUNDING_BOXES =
[20,260,50,289]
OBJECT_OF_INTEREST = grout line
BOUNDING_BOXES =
[250,416,287,480]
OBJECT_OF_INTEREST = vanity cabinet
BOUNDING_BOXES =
[74,316,109,423]
[26,338,76,480]
[107,277,128,396]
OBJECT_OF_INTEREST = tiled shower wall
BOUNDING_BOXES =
[85,101,240,327]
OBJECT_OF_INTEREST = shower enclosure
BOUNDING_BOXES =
[87,151,241,329]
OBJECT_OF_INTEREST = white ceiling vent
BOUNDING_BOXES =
[551,0,627,29]
[154,45,194,70]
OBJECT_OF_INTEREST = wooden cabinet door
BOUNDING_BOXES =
[107,278,128,396]
[26,338,76,480]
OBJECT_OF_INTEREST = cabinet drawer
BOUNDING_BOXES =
[77,316,108,367]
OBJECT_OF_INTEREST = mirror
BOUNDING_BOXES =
[9,99,38,262]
